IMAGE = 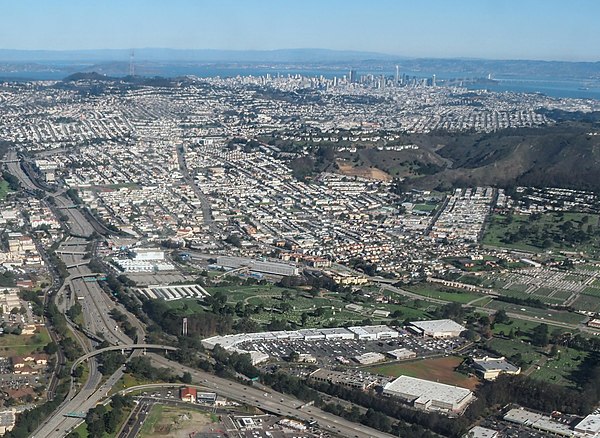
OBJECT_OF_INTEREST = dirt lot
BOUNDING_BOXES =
[336,160,392,181]
[369,356,480,390]
[140,406,224,438]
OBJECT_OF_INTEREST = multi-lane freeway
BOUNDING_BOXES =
[149,354,396,438]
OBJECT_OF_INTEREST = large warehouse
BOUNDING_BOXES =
[217,256,299,276]
[408,319,466,338]
[383,375,474,413]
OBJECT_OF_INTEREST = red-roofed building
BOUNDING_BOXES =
[180,387,197,403]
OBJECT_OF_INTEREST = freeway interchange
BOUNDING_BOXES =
[11,152,392,438]
[7,150,596,438]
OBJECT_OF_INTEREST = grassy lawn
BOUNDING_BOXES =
[492,319,544,339]
[0,180,10,200]
[482,212,600,256]
[205,284,298,302]
[413,203,436,213]
[488,335,587,386]
[164,283,440,328]
[487,337,542,366]
[112,373,157,395]
[572,294,600,312]
[485,299,586,325]
[75,362,90,387]
[369,356,479,390]
[72,422,89,438]
[0,328,51,356]
[529,347,587,386]
[404,283,484,304]
[582,287,600,298]
[160,298,207,314]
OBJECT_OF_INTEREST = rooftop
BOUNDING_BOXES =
[383,375,472,405]
[410,319,466,334]
[472,356,520,373]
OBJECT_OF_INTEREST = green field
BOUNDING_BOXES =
[0,180,10,200]
[484,300,586,325]
[530,348,587,385]
[72,422,89,438]
[487,337,542,366]
[487,337,587,386]
[572,294,600,312]
[404,283,483,304]
[0,328,51,356]
[483,212,600,256]
[163,284,438,328]
[413,203,436,213]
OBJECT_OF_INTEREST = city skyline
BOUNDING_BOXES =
[0,0,599,62]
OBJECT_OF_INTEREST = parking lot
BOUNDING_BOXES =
[0,372,39,391]
[478,417,562,438]
[237,330,466,366]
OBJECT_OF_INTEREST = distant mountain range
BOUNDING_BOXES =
[0,48,598,81]
[0,48,396,63]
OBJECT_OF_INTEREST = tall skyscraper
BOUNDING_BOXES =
[432,74,436,87]
[349,69,357,83]
[395,65,400,85]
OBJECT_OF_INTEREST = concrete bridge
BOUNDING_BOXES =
[71,344,177,374]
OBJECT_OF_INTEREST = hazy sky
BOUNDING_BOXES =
[1,0,599,61]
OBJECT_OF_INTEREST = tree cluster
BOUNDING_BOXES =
[84,394,133,438]
[126,356,173,381]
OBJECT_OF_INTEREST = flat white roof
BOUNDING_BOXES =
[410,319,466,334]
[473,356,520,373]
[383,375,472,406]
[466,426,498,438]
[348,325,398,335]
[576,414,600,434]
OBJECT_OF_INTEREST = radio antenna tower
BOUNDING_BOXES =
[129,49,135,76]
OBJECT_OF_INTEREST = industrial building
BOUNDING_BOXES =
[464,426,499,438]
[383,375,474,413]
[353,352,386,365]
[348,325,400,340]
[201,325,400,364]
[387,348,417,360]
[575,414,600,436]
[308,368,381,391]
[504,408,576,437]
[471,356,521,380]
[217,255,299,276]
[202,325,400,350]
[408,319,466,338]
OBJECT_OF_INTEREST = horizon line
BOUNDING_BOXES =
[0,47,598,64]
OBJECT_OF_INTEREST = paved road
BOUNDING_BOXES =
[72,344,177,371]
[34,364,125,438]
[53,194,94,237]
[149,354,395,438]
[5,150,39,191]
[177,143,217,233]
[117,398,155,438]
